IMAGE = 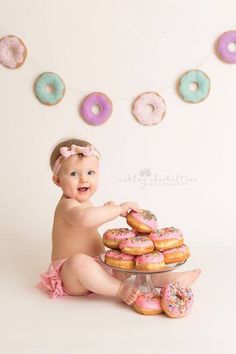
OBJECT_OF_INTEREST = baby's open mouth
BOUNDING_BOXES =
[78,187,89,192]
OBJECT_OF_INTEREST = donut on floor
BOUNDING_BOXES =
[104,250,135,270]
[135,251,165,271]
[126,209,157,233]
[133,292,163,315]
[119,236,154,255]
[160,282,194,318]
[0,35,27,69]
[162,244,190,264]
[102,228,136,249]
[148,227,184,251]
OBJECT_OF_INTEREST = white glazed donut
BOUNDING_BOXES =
[0,35,27,69]
[132,92,166,126]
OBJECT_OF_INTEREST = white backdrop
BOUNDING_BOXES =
[0,1,236,353]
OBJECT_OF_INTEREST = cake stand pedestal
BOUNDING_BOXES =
[100,252,187,295]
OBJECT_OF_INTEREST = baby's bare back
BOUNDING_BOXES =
[51,198,105,261]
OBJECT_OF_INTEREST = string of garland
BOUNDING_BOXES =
[1,21,236,126]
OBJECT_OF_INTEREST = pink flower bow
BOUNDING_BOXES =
[53,144,99,176]
[60,144,95,158]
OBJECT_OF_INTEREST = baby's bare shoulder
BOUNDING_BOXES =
[56,198,82,214]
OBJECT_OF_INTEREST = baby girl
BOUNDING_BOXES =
[38,138,201,304]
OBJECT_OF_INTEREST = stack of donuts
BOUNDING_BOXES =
[102,209,193,317]
[102,209,190,272]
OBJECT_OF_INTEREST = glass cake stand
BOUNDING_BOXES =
[100,252,187,294]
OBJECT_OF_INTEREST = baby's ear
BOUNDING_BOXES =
[52,175,61,186]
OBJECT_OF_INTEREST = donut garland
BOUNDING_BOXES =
[3,29,236,121]
[80,92,113,125]
[132,92,166,126]
[34,72,65,105]
[0,35,27,69]
[178,70,210,103]
[216,30,236,63]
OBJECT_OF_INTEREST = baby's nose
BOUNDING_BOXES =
[80,173,88,182]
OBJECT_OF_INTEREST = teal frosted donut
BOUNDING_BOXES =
[178,70,210,103]
[34,72,65,105]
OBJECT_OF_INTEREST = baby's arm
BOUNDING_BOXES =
[64,201,141,228]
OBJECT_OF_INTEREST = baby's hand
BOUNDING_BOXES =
[103,201,115,207]
[119,202,142,217]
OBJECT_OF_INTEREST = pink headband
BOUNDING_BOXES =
[53,144,99,176]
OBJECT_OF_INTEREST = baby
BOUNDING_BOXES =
[38,138,201,304]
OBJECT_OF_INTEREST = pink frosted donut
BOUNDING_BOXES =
[104,250,135,269]
[161,282,194,318]
[119,236,154,255]
[135,251,165,271]
[149,227,184,251]
[103,228,136,249]
[132,92,166,126]
[0,35,27,69]
[126,209,157,233]
[133,292,163,315]
[80,92,113,125]
[216,30,236,63]
[162,244,190,264]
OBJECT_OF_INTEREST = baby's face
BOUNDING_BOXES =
[56,155,99,202]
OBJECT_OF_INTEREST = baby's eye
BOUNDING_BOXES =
[88,170,95,175]
[70,171,79,177]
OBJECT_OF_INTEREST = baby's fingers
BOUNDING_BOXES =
[130,204,142,213]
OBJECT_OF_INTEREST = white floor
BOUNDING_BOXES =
[1,234,235,354]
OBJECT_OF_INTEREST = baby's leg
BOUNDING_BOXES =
[60,253,139,305]
[151,269,201,288]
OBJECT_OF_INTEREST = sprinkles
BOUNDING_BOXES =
[161,282,194,318]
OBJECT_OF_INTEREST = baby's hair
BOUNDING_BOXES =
[49,138,101,171]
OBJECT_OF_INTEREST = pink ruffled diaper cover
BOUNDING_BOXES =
[37,258,71,299]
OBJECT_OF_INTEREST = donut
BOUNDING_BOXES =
[119,235,154,255]
[34,72,65,105]
[149,227,184,251]
[162,244,190,264]
[126,209,157,233]
[104,250,135,270]
[132,92,166,126]
[0,35,27,69]
[178,70,210,103]
[216,30,236,63]
[133,292,163,315]
[80,92,113,125]
[135,251,165,271]
[160,282,194,318]
[102,228,136,249]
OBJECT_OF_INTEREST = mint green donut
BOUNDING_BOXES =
[178,70,210,103]
[34,72,65,105]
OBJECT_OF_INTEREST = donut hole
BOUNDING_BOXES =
[6,47,17,58]
[91,104,101,115]
[189,82,199,92]
[145,104,155,114]
[45,85,54,93]
[228,42,236,52]
[176,291,185,301]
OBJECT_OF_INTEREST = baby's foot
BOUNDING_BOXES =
[152,269,201,288]
[167,269,201,287]
[117,282,140,305]
[170,269,201,288]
